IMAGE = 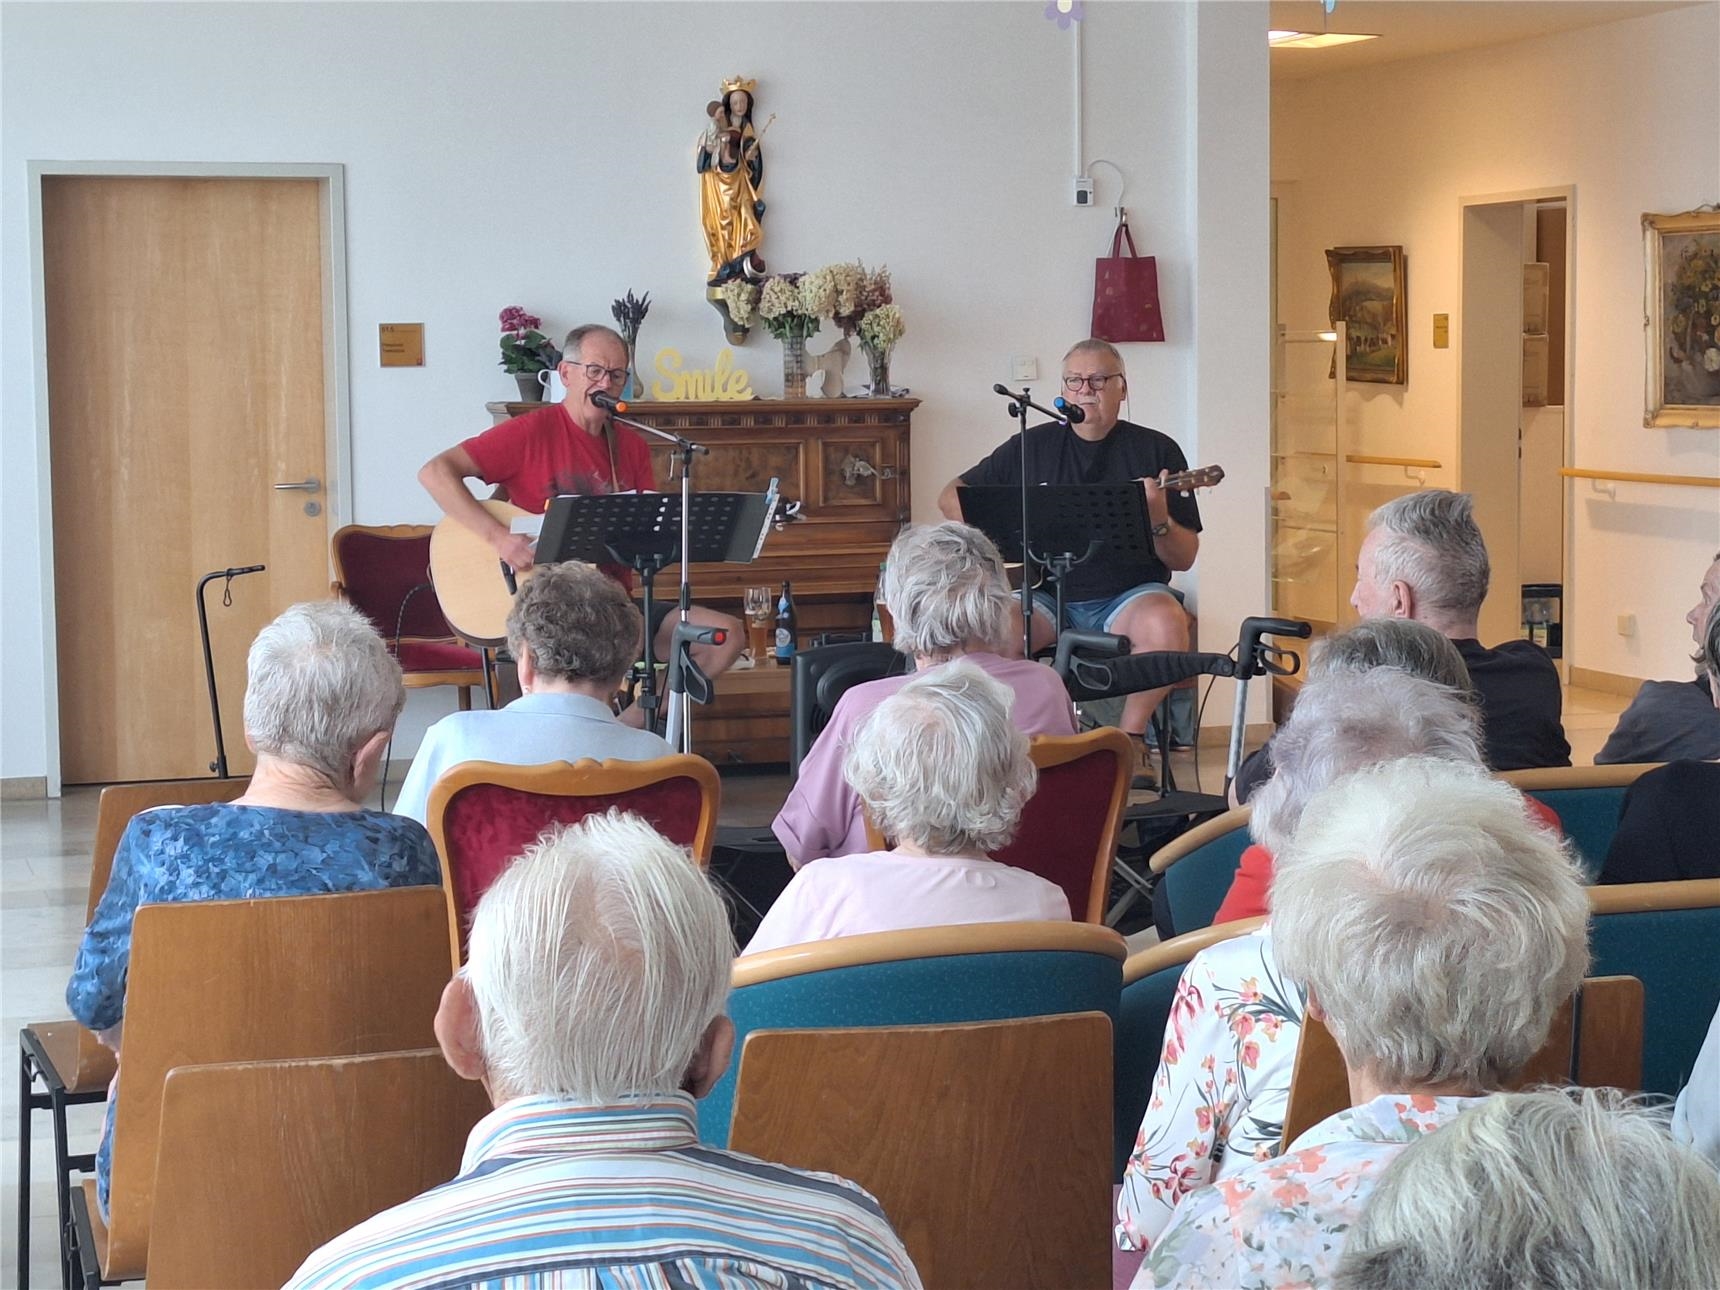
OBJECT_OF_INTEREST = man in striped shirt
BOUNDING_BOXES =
[286,812,921,1290]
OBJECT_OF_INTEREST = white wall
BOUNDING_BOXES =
[2,0,1271,784]
[1274,4,1720,681]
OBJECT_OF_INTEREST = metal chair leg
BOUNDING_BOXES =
[18,1041,32,1290]
[51,1090,75,1290]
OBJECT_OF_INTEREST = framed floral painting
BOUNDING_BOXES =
[1326,246,1407,385]
[1643,207,1720,428]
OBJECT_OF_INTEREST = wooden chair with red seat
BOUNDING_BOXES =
[427,756,722,963]
[865,727,1133,924]
[65,886,450,1289]
[330,523,485,710]
[17,776,248,1290]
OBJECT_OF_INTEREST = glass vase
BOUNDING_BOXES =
[782,334,808,399]
[865,344,892,398]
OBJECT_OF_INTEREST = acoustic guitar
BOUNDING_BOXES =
[429,495,806,647]
[428,500,537,647]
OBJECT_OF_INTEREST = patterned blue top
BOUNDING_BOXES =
[65,803,442,1215]
[285,1093,923,1290]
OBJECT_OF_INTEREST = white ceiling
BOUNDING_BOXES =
[1268,0,1703,80]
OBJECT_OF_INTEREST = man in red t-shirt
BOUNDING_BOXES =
[420,323,743,712]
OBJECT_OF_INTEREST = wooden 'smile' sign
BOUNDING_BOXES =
[651,347,754,401]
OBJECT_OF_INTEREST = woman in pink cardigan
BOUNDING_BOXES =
[771,521,1076,868]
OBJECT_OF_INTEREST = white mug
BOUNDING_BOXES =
[536,367,566,403]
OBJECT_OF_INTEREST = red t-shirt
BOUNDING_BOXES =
[462,404,658,588]
[1209,795,1565,925]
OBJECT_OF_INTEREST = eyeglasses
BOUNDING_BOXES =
[1062,373,1123,393]
[575,362,630,385]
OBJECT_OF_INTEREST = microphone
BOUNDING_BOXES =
[590,390,628,413]
[992,383,1018,398]
[1053,396,1086,424]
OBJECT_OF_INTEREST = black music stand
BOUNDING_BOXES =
[536,490,775,739]
[957,483,1156,640]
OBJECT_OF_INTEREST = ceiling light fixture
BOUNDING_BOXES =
[1268,29,1379,48]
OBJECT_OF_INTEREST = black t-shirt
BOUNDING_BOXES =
[1598,760,1720,885]
[957,420,1203,601]
[1453,638,1571,770]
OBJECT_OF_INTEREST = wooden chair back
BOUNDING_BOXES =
[427,756,721,964]
[1499,763,1661,877]
[730,1013,1114,1290]
[862,728,1133,923]
[1280,975,1645,1151]
[65,778,251,1088]
[1587,877,1720,1093]
[94,886,450,1279]
[147,1049,490,1289]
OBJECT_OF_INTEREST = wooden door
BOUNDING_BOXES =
[44,176,331,783]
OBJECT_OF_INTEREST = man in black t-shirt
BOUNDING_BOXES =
[936,339,1202,738]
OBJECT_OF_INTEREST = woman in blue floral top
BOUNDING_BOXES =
[66,601,441,1218]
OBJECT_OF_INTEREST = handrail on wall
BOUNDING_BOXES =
[1560,467,1719,489]
[1345,453,1443,487]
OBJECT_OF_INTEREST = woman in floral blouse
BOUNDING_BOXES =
[1132,758,1589,1289]
[1116,669,1485,1252]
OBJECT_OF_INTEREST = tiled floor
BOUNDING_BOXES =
[0,687,1628,1283]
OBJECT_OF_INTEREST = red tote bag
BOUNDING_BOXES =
[1092,221,1166,343]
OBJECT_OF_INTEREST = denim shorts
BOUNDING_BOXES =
[1032,582,1184,633]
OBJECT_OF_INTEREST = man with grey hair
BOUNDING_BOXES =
[68,601,440,1220]
[1335,1087,1720,1290]
[393,561,670,823]
[288,811,922,1290]
[1351,488,1569,770]
[772,521,1075,867]
[420,321,742,691]
[937,338,1203,743]
[750,662,1068,954]
[1598,550,1720,763]
[1133,758,1589,1289]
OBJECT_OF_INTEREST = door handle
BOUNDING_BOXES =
[273,477,322,492]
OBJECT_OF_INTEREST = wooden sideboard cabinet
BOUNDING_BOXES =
[485,397,918,764]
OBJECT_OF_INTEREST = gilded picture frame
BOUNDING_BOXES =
[1326,246,1407,385]
[1643,207,1720,429]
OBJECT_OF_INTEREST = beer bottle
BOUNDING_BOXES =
[774,580,797,662]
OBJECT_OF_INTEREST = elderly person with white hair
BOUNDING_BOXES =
[748,663,1069,955]
[67,601,440,1221]
[1350,488,1569,769]
[287,811,922,1290]
[1131,758,1590,1289]
[772,521,1075,868]
[1118,670,1502,1254]
[393,561,669,824]
[1598,550,1720,764]
[1335,1087,1720,1290]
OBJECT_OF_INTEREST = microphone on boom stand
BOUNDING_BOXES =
[590,390,627,413]
[1053,396,1085,424]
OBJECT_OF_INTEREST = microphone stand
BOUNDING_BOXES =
[992,384,1079,660]
[601,400,709,753]
[196,564,265,777]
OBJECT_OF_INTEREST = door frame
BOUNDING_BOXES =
[27,161,352,796]
[1456,183,1576,663]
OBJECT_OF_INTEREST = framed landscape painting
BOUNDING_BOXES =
[1643,208,1720,428]
[1327,246,1407,385]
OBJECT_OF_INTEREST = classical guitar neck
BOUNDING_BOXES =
[1163,464,1226,492]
